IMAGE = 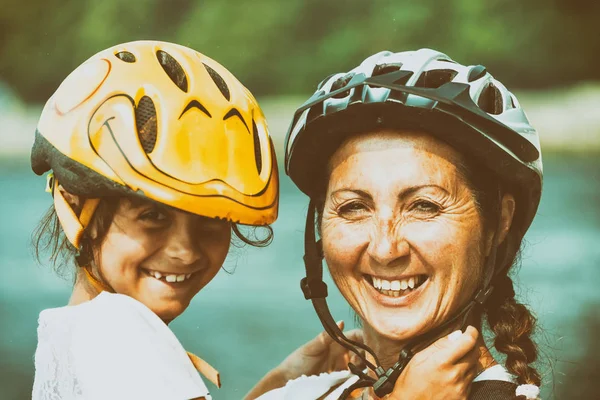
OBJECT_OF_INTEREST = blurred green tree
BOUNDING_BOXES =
[0,0,598,103]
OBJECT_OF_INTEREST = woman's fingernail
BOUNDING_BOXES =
[448,330,463,341]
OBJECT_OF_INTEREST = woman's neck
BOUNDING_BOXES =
[362,320,496,375]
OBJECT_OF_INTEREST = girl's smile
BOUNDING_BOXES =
[88,196,232,323]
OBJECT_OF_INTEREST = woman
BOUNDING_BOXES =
[30,40,361,400]
[275,49,543,399]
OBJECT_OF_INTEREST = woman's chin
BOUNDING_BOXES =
[368,315,428,341]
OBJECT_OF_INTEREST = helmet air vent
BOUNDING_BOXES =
[468,65,487,82]
[115,51,136,63]
[203,63,231,101]
[331,73,355,99]
[477,83,503,115]
[135,96,158,154]
[414,69,458,89]
[372,62,403,76]
[156,50,188,93]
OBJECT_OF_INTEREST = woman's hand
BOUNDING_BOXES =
[245,321,364,399]
[385,326,480,400]
[277,320,364,381]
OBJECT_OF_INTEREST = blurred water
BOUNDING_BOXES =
[0,154,598,399]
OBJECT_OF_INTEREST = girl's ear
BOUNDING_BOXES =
[58,185,83,213]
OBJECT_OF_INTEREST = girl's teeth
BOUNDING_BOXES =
[408,277,415,289]
[147,269,194,283]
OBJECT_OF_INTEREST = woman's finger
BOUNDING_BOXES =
[416,325,478,367]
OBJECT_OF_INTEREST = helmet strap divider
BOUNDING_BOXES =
[302,201,382,372]
[51,177,100,250]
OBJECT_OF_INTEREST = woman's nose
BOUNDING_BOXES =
[366,219,409,267]
[164,218,202,265]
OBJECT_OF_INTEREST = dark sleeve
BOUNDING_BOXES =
[470,380,518,400]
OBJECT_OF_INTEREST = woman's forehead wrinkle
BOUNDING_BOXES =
[329,134,466,202]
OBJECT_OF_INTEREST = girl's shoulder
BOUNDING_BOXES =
[33,292,211,400]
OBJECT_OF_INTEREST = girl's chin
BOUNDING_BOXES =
[150,304,187,323]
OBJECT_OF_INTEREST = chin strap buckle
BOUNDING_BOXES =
[474,285,494,306]
[373,349,412,397]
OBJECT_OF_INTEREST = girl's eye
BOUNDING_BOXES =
[139,209,168,223]
[410,200,441,215]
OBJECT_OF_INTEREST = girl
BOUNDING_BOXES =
[30,40,359,400]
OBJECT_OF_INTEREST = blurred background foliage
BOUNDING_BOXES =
[1,0,600,103]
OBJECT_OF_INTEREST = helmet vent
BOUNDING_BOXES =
[252,120,263,175]
[317,73,336,90]
[135,96,158,154]
[203,63,230,101]
[372,62,403,76]
[414,69,458,89]
[156,50,188,92]
[478,83,503,115]
[331,73,355,98]
[115,51,136,63]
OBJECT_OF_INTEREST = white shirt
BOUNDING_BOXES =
[32,292,211,400]
[258,364,517,400]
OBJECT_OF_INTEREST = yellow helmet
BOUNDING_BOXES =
[31,40,278,248]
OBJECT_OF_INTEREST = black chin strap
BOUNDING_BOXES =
[301,191,505,398]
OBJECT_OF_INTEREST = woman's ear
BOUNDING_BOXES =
[484,193,516,256]
[498,193,516,245]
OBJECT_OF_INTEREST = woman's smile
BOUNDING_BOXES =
[363,274,429,305]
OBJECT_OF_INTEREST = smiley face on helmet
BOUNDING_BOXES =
[32,40,278,226]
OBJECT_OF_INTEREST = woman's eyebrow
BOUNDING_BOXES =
[398,184,450,200]
[330,188,372,199]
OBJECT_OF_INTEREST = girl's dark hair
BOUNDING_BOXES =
[32,196,273,278]
[314,132,541,387]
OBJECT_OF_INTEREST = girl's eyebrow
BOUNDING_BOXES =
[123,196,169,212]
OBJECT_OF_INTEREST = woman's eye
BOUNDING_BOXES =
[410,200,440,215]
[338,201,368,216]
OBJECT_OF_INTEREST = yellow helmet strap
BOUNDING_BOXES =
[82,265,114,293]
[51,176,101,250]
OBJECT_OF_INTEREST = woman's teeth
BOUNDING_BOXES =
[146,269,193,283]
[371,275,425,297]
